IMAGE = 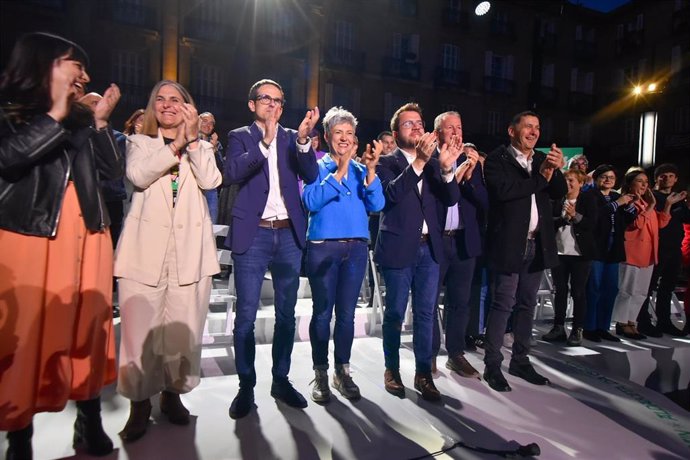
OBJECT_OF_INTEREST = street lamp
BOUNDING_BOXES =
[633,82,661,167]
[474,1,491,16]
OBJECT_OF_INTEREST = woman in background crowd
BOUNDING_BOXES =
[611,170,684,339]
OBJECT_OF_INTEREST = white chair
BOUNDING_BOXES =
[203,225,235,344]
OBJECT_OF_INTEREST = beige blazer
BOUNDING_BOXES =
[114,131,222,286]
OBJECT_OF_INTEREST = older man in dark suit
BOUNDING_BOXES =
[482,111,566,392]
[224,79,319,418]
[430,111,489,379]
[375,103,460,401]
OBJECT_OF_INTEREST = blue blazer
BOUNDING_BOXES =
[374,149,460,268]
[224,122,318,253]
[448,154,489,259]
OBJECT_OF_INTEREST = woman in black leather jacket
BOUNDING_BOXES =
[0,32,122,459]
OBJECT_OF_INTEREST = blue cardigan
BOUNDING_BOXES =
[303,154,385,241]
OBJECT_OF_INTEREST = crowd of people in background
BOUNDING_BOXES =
[2,32,690,458]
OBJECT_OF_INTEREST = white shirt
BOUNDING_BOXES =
[509,145,539,237]
[400,149,454,235]
[556,199,581,255]
[258,129,311,220]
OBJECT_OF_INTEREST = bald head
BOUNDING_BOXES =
[79,92,102,112]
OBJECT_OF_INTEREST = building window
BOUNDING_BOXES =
[113,0,148,27]
[441,43,459,71]
[187,0,225,41]
[541,63,555,87]
[269,8,295,49]
[192,64,224,99]
[384,92,411,126]
[335,20,354,63]
[675,106,690,132]
[487,110,502,136]
[570,68,594,93]
[396,0,418,17]
[624,117,636,143]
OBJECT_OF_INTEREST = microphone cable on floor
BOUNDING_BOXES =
[408,440,541,459]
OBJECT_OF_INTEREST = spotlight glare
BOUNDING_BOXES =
[647,83,657,92]
[475,1,491,16]
[632,86,642,95]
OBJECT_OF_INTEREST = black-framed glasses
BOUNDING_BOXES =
[255,94,285,106]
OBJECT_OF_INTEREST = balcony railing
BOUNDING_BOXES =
[323,48,366,71]
[574,40,597,61]
[381,57,421,81]
[568,91,595,114]
[441,7,469,28]
[434,67,470,89]
[483,76,515,95]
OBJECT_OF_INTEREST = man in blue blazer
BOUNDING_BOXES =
[224,79,319,419]
[375,103,460,401]
[482,111,566,392]
[430,111,489,380]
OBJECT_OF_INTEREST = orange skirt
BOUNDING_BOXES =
[0,183,116,431]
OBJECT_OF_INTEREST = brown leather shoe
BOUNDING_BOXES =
[119,399,152,443]
[414,373,441,401]
[446,354,481,379]
[160,391,190,425]
[384,368,405,397]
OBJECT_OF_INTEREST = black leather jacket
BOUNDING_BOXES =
[0,111,123,237]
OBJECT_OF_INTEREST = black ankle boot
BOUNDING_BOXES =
[74,397,113,456]
[6,422,33,460]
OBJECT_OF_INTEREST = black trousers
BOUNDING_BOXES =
[638,248,682,327]
[551,255,591,329]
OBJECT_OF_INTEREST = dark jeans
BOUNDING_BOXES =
[638,249,682,327]
[105,199,124,249]
[551,255,591,329]
[306,240,368,369]
[232,227,302,387]
[381,241,439,374]
[204,189,219,224]
[484,239,542,369]
[432,234,476,356]
[584,260,619,331]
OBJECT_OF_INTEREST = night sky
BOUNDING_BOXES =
[568,0,632,12]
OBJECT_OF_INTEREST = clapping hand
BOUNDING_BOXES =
[93,84,121,129]
[297,107,320,144]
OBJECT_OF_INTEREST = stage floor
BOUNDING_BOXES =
[4,323,689,460]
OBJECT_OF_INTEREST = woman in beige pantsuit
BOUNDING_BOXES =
[114,80,221,442]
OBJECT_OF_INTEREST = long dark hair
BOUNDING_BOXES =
[0,32,89,122]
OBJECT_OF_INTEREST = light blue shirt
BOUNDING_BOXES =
[303,154,385,240]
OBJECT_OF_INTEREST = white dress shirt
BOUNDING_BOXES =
[509,145,539,237]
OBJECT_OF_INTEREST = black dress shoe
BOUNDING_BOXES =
[270,379,307,409]
[483,367,511,392]
[508,362,550,385]
[598,330,621,342]
[658,323,688,337]
[582,330,601,342]
[636,323,661,338]
[229,388,255,419]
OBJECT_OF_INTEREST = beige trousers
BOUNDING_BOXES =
[117,235,211,401]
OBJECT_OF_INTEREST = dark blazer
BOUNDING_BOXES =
[450,153,489,259]
[589,188,636,263]
[374,148,460,268]
[224,122,318,253]
[483,144,567,273]
[552,190,597,259]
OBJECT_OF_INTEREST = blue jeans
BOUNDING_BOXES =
[306,240,368,369]
[585,260,619,331]
[232,227,302,387]
[381,242,439,374]
[484,239,542,369]
[204,189,218,224]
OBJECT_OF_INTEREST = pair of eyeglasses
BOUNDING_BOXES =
[400,120,425,129]
[255,94,285,106]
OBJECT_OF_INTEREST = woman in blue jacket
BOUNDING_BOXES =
[303,106,385,403]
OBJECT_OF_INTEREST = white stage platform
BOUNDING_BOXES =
[3,318,689,460]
